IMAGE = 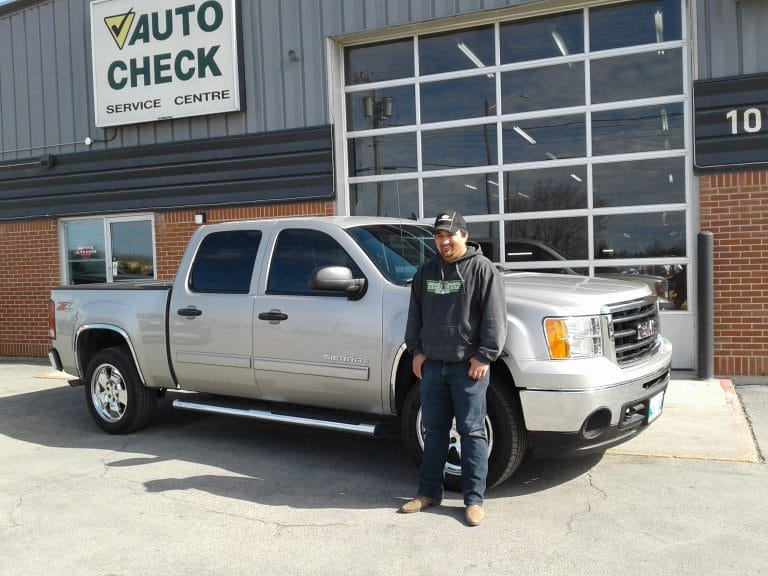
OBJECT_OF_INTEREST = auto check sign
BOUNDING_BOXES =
[90,0,241,127]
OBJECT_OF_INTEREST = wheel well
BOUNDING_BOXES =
[77,329,132,377]
[394,351,417,414]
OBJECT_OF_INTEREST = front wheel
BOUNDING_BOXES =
[84,346,158,434]
[400,372,527,491]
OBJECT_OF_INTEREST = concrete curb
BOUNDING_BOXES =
[607,377,760,462]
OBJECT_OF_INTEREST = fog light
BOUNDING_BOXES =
[582,408,612,440]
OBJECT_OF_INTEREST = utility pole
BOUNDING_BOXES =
[362,93,392,215]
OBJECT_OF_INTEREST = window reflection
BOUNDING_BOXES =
[592,103,683,155]
[350,180,419,218]
[591,49,682,104]
[423,173,500,217]
[500,63,584,113]
[505,217,587,260]
[420,75,496,123]
[346,86,415,131]
[111,221,154,282]
[505,166,587,213]
[500,12,584,62]
[466,221,500,261]
[349,133,417,176]
[595,212,685,259]
[593,157,685,208]
[590,0,682,51]
[345,38,414,84]
[503,114,585,163]
[421,125,497,170]
[596,264,687,310]
[65,219,106,285]
[419,26,494,76]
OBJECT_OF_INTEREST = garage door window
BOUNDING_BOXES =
[340,0,689,310]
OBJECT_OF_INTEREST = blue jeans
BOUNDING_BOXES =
[418,359,489,506]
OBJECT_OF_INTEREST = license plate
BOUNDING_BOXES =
[647,390,664,423]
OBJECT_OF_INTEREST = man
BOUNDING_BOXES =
[400,210,507,526]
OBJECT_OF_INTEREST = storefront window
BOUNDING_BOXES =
[110,220,154,282]
[349,133,417,176]
[502,114,586,163]
[420,75,496,122]
[594,211,686,259]
[500,12,584,62]
[61,215,155,285]
[419,26,494,76]
[421,125,497,170]
[64,219,107,285]
[593,157,685,207]
[344,38,414,84]
[591,103,684,155]
[422,173,500,217]
[591,49,683,104]
[346,86,415,131]
[341,0,688,311]
[505,218,588,261]
[589,0,682,51]
[500,63,585,113]
[351,180,419,219]
[505,166,588,213]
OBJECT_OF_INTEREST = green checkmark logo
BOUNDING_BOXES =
[104,8,135,50]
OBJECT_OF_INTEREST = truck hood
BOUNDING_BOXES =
[502,272,652,314]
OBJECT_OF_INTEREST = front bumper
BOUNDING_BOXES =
[526,374,668,458]
[516,338,672,457]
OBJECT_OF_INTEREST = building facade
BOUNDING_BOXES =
[0,0,766,376]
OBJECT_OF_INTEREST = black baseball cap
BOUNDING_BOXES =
[434,211,467,234]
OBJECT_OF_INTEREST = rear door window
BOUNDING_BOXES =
[189,230,262,293]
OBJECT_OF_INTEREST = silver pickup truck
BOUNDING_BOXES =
[48,216,672,490]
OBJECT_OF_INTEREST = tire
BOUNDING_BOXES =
[400,371,527,492]
[84,346,158,434]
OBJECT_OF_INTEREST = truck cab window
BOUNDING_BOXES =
[190,230,262,293]
[267,229,362,295]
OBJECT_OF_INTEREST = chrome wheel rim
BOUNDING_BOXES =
[91,363,128,423]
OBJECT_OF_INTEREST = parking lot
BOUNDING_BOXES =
[1,360,766,576]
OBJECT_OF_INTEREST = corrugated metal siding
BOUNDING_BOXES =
[0,126,333,220]
[0,0,539,160]
[3,0,763,161]
[697,0,768,79]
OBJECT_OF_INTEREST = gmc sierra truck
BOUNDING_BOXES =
[48,216,672,489]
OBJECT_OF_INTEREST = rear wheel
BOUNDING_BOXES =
[400,371,527,491]
[85,346,158,434]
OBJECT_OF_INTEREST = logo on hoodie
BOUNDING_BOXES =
[426,279,463,295]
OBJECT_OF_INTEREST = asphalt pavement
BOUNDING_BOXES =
[1,359,766,576]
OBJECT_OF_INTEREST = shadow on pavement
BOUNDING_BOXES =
[1,382,604,508]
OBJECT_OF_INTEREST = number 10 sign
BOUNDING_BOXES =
[693,73,768,171]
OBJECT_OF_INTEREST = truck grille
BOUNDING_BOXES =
[607,298,659,366]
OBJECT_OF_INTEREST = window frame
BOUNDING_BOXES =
[58,213,157,285]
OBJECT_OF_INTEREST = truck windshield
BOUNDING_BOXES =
[347,224,436,286]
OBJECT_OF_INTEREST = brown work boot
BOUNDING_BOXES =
[399,495,438,514]
[465,504,485,526]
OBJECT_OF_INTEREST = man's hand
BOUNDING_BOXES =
[468,357,490,380]
[412,353,427,379]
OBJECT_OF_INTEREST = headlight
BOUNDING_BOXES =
[544,316,604,359]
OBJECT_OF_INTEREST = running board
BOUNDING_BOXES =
[172,397,385,437]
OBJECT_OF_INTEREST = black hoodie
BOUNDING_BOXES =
[405,241,507,364]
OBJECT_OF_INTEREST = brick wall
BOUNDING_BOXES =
[0,219,60,358]
[0,200,334,358]
[700,170,768,376]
